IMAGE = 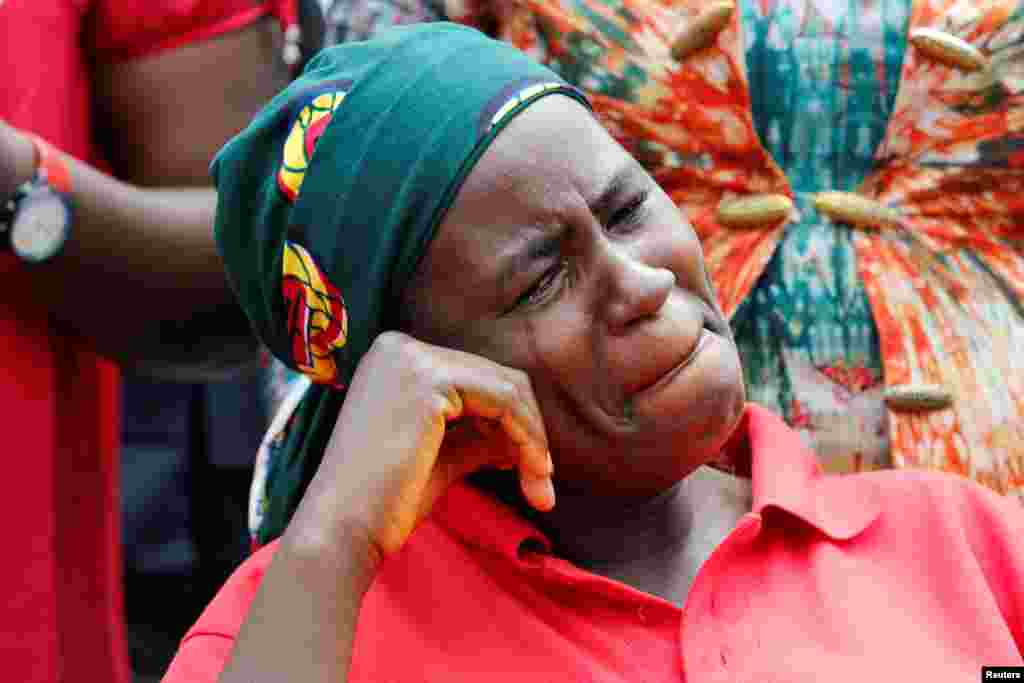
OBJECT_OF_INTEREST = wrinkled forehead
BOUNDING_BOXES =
[445,95,626,245]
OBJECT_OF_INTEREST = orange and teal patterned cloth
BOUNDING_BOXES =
[721,0,903,473]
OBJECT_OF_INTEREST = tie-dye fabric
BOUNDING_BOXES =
[730,0,907,472]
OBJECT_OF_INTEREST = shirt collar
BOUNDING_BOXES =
[432,404,882,559]
[723,403,882,540]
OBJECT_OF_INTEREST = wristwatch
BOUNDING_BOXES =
[0,135,72,264]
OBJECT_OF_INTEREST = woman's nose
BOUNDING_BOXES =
[601,248,675,334]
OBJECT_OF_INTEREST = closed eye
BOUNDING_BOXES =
[608,189,650,233]
[510,260,568,312]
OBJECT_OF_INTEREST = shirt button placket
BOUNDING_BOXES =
[680,515,761,680]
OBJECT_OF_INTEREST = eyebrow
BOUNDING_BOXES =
[588,161,643,220]
[497,161,643,287]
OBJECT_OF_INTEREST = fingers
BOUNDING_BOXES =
[519,451,555,512]
[442,417,554,512]
[440,353,555,512]
[491,386,554,511]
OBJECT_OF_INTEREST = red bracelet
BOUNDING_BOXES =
[27,134,72,195]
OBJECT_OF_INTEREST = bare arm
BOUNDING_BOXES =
[220,519,380,682]
[0,17,290,380]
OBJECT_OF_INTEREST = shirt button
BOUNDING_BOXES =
[884,383,954,412]
[812,191,902,231]
[716,193,793,229]
[909,27,988,72]
[516,538,548,565]
[671,1,735,61]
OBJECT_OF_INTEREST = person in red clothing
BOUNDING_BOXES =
[0,2,309,682]
[168,25,1024,682]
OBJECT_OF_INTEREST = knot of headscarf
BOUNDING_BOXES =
[211,23,590,545]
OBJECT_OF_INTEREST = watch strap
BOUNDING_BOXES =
[1,134,74,263]
[28,135,72,195]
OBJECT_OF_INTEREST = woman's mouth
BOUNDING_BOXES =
[602,303,731,424]
[629,327,714,402]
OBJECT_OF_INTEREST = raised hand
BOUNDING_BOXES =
[221,331,555,683]
[289,330,554,559]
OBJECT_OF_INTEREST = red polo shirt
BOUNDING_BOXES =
[164,405,1024,681]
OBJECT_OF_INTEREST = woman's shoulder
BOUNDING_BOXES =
[863,466,1022,518]
[162,541,279,683]
[851,466,1024,564]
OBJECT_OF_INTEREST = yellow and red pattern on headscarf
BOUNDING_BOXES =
[281,241,348,386]
[278,91,349,385]
[277,91,346,200]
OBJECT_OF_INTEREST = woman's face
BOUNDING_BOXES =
[407,95,745,499]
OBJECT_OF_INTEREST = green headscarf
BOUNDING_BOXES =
[212,23,591,545]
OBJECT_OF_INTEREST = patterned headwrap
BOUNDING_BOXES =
[211,23,591,546]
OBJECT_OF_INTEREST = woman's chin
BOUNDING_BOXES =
[591,355,745,497]
[631,329,746,452]
[543,335,746,498]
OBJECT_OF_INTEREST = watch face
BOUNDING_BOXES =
[10,189,70,263]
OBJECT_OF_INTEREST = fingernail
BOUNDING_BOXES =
[543,477,556,508]
[523,476,556,511]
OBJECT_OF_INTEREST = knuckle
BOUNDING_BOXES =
[497,379,521,411]
[368,330,410,360]
[427,392,454,420]
[406,348,443,390]
[506,368,534,400]
[370,332,441,390]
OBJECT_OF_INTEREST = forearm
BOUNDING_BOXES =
[7,133,259,376]
[0,13,290,377]
[220,525,380,683]
[219,345,436,682]
[72,173,224,293]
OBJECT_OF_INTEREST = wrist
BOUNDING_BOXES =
[1,125,36,199]
[281,512,384,582]
[13,134,34,190]
[26,135,72,194]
